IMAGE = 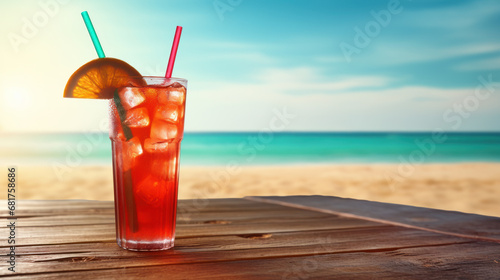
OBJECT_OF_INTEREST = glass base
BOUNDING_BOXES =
[117,238,174,251]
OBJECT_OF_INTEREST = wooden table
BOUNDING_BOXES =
[1,196,500,279]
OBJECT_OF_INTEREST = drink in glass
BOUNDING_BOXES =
[109,77,187,251]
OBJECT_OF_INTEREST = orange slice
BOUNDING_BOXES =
[64,58,144,99]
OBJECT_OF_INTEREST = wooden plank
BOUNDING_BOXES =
[0,198,277,212]
[0,199,285,218]
[247,195,500,242]
[4,242,500,279]
[12,226,458,256]
[0,226,471,275]
[0,206,333,227]
[0,214,380,246]
[0,200,113,212]
[178,198,288,212]
[1,215,115,227]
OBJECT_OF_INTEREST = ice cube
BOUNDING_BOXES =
[168,156,177,181]
[144,138,169,153]
[150,146,178,181]
[118,87,145,110]
[158,83,186,105]
[151,158,168,179]
[167,90,185,105]
[142,87,158,100]
[124,107,150,127]
[135,175,168,206]
[121,137,143,171]
[179,104,185,119]
[124,136,143,158]
[155,104,179,123]
[150,119,178,140]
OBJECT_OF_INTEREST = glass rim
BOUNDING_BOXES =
[115,76,187,82]
[136,76,186,80]
[116,76,187,87]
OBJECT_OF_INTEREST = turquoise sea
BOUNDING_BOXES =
[1,132,500,166]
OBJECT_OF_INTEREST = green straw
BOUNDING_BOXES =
[81,11,105,58]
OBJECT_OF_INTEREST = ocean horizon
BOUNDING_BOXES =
[1,132,500,166]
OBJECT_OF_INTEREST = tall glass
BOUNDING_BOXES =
[108,77,187,251]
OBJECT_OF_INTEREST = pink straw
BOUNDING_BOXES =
[165,26,183,78]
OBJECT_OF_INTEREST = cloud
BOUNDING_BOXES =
[254,67,391,93]
[371,41,500,65]
[455,56,500,71]
[185,67,500,131]
[403,0,500,29]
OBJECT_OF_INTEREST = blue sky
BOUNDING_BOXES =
[1,0,499,132]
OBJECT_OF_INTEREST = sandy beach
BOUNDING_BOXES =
[7,163,500,217]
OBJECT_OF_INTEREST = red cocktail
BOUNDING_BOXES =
[109,77,187,251]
